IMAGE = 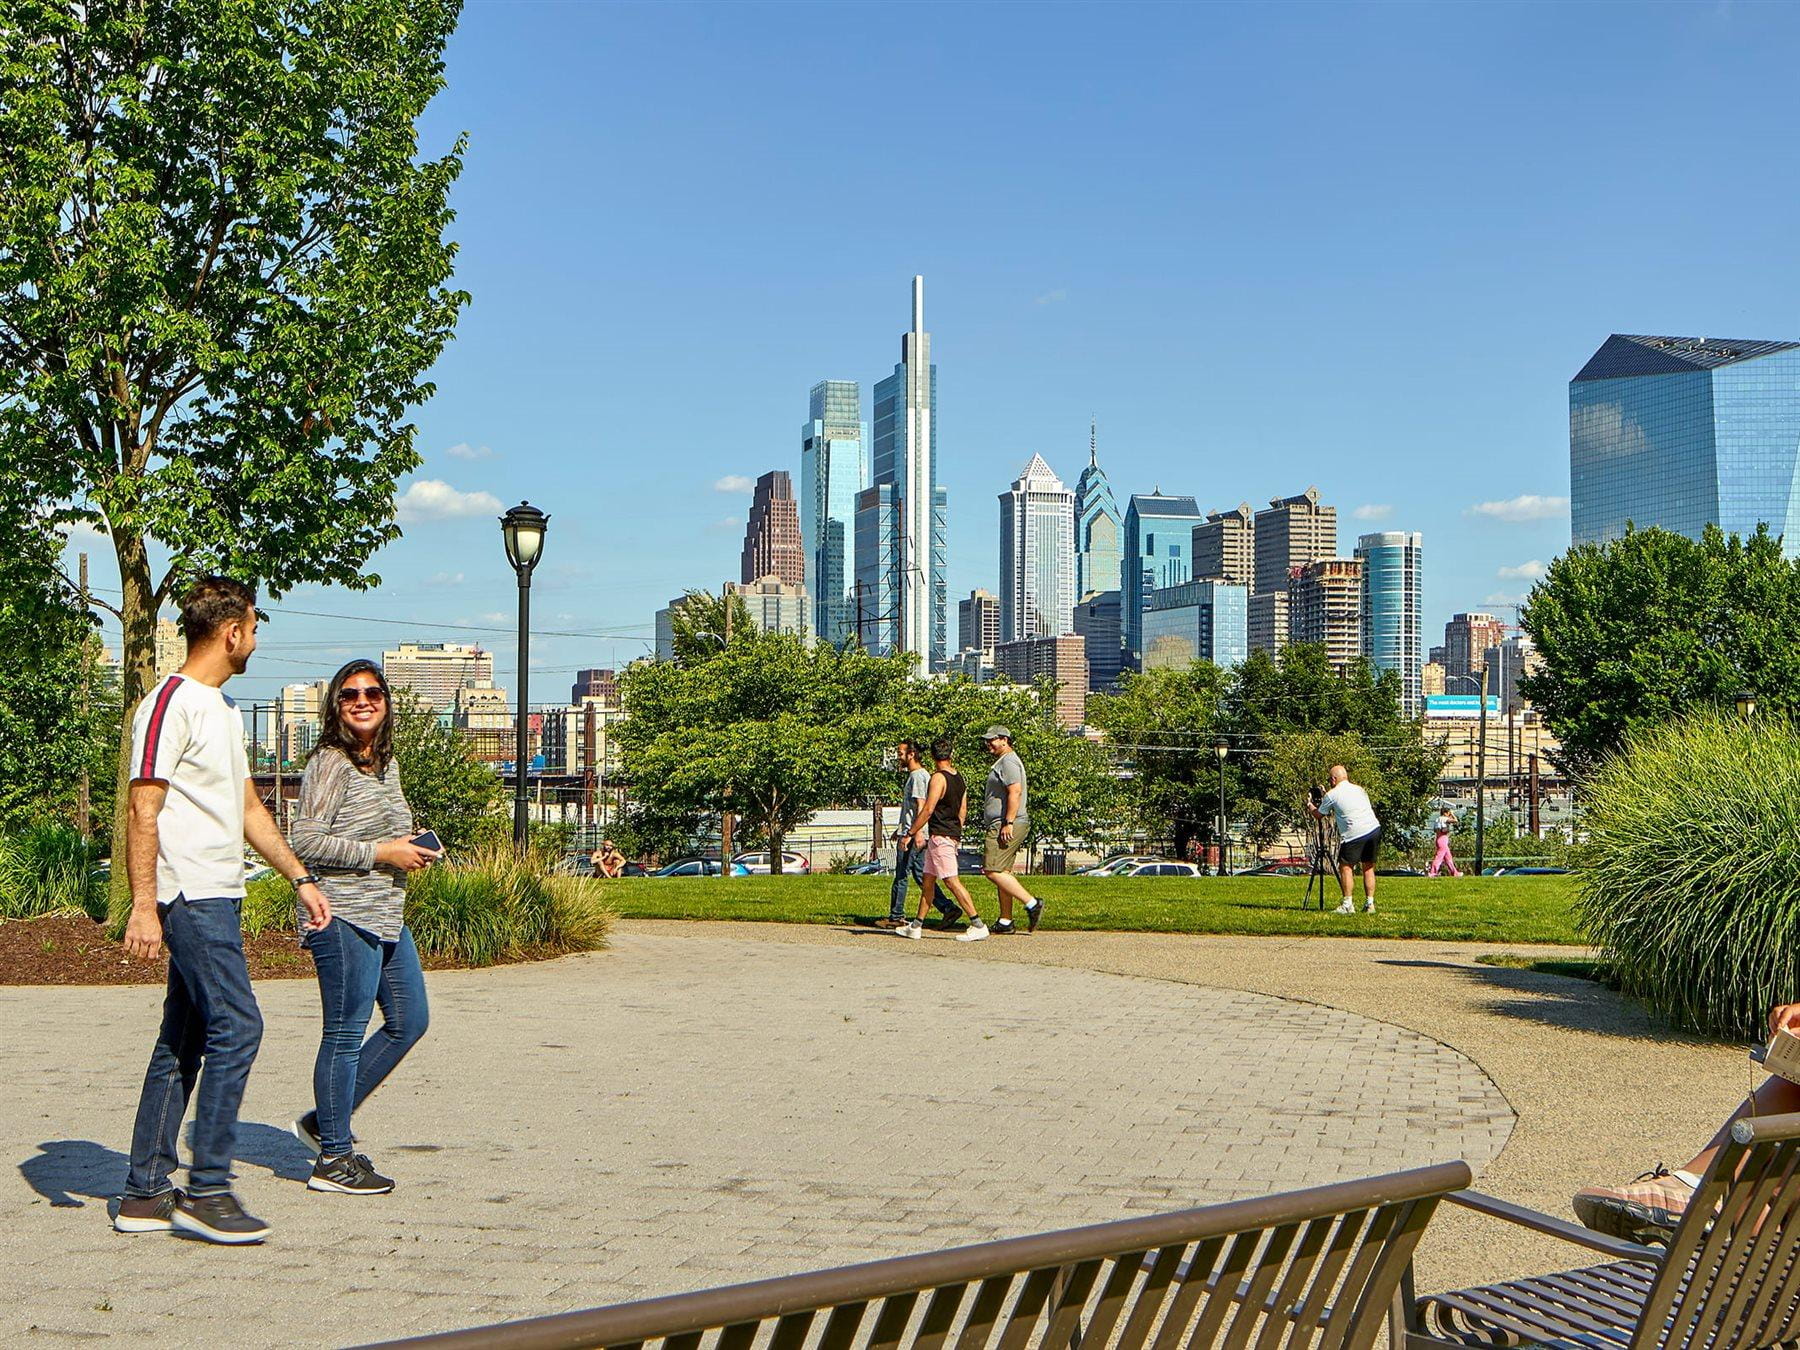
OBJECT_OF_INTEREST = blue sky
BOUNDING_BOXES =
[71,0,1800,705]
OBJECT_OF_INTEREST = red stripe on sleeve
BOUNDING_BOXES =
[138,676,184,779]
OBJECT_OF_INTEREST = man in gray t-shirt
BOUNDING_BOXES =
[884,740,956,927]
[979,727,1044,935]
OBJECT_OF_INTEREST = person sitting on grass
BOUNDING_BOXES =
[1573,999,1800,1241]
[895,739,988,943]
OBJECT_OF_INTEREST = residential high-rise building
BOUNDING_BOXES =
[858,276,945,672]
[999,454,1076,641]
[452,683,515,763]
[1192,503,1255,586]
[726,575,813,640]
[571,668,618,706]
[1428,644,1448,668]
[382,642,493,710]
[1073,420,1123,602]
[1289,559,1362,670]
[958,589,1000,659]
[1356,531,1424,717]
[801,380,869,649]
[1253,488,1337,598]
[1442,612,1507,680]
[1421,660,1447,698]
[278,681,324,766]
[994,634,1089,730]
[1483,634,1542,711]
[1142,580,1249,671]
[740,470,804,588]
[1247,590,1289,655]
[153,617,187,682]
[1121,491,1200,670]
[1073,590,1123,692]
[1571,334,1800,554]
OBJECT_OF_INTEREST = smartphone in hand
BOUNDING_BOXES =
[410,829,444,857]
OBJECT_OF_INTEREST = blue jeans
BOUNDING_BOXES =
[304,920,429,1157]
[126,896,263,1198]
[889,843,956,921]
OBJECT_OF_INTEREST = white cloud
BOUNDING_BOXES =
[713,475,756,494]
[397,479,503,522]
[1468,493,1569,523]
[708,515,742,533]
[425,571,466,586]
[445,443,494,461]
[479,612,510,625]
[1497,560,1548,581]
[1352,504,1393,522]
[1484,591,1524,607]
[1034,288,1068,306]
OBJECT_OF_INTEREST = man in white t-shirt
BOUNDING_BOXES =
[882,740,957,928]
[1309,763,1382,915]
[113,577,330,1246]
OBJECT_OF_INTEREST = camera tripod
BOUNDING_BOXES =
[1301,815,1337,910]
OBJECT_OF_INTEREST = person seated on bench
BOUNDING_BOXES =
[1574,999,1800,1239]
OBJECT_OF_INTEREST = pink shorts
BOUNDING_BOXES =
[923,835,960,878]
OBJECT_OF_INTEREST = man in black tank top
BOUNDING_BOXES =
[896,739,988,942]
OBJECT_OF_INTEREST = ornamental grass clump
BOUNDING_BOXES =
[1578,710,1800,1038]
[0,823,107,922]
[405,844,614,968]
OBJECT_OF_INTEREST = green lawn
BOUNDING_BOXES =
[590,873,1585,945]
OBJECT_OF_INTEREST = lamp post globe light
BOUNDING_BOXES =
[1736,690,1759,719]
[500,502,549,847]
[1213,741,1229,876]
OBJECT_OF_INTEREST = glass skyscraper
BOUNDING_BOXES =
[1355,530,1423,717]
[1571,334,1800,554]
[1074,420,1122,602]
[858,277,946,671]
[801,380,868,648]
[1121,492,1200,670]
[1141,579,1248,671]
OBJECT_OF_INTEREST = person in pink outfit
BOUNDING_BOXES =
[1427,808,1461,877]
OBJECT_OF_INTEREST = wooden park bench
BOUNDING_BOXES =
[1401,1110,1800,1348]
[365,1160,1470,1350]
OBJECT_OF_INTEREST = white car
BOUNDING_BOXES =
[1118,860,1204,878]
[1078,854,1161,876]
[730,850,812,875]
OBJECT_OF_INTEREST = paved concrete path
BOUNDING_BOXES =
[4,927,1511,1346]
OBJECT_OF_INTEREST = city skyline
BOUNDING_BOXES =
[55,2,1800,703]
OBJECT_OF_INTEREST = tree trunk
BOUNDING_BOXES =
[109,534,159,911]
[768,791,784,875]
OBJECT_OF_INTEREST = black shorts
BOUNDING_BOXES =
[1337,827,1382,867]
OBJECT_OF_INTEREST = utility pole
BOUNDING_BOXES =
[76,552,91,836]
[1528,753,1541,838]
[720,587,733,875]
[1474,662,1490,874]
[273,700,284,832]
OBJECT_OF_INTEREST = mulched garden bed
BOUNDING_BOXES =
[0,915,568,985]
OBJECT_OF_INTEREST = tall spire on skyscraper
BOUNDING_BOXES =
[1090,416,1097,468]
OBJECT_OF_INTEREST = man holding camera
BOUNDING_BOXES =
[1309,764,1381,915]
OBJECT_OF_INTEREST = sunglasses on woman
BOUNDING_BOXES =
[337,685,388,705]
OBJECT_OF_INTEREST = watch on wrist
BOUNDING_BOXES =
[292,873,322,890]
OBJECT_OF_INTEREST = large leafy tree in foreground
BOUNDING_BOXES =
[0,0,468,839]
[1521,525,1800,777]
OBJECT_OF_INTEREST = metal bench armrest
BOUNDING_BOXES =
[1445,1190,1664,1265]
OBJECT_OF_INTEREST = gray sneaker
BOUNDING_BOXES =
[309,1152,396,1196]
[114,1188,183,1233]
[171,1191,271,1244]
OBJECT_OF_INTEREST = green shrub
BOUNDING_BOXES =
[0,823,107,921]
[405,844,614,967]
[1578,710,1800,1037]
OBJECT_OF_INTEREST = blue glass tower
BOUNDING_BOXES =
[1354,530,1423,717]
[801,380,868,648]
[857,277,946,672]
[1571,335,1800,554]
[1074,419,1122,602]
[1122,491,1200,670]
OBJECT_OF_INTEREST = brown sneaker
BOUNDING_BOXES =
[114,1188,183,1233]
[1572,1165,1694,1243]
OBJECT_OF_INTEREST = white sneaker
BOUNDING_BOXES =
[1363,899,1377,914]
[1334,899,1356,915]
[955,922,990,943]
[895,920,922,940]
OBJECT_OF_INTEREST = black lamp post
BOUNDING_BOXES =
[1213,740,1230,876]
[501,502,549,847]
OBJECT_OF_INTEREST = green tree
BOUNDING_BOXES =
[618,636,915,873]
[0,0,468,855]
[1086,664,1228,855]
[1520,524,1800,777]
[661,589,755,665]
[388,690,501,852]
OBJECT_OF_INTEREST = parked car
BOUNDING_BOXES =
[730,850,812,875]
[1077,854,1161,876]
[844,858,887,875]
[1375,866,1426,878]
[1496,865,1569,876]
[1118,860,1204,877]
[1234,860,1310,877]
[648,858,749,878]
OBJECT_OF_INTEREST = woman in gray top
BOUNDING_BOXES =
[287,659,440,1195]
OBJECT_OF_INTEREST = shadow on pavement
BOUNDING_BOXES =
[19,1121,316,1210]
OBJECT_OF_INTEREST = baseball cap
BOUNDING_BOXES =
[981,725,1013,742]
